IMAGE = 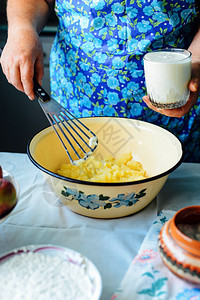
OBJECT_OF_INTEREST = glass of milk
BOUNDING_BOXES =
[143,49,191,109]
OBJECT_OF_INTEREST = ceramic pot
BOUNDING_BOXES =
[158,206,200,284]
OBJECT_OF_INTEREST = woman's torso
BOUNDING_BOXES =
[50,0,200,162]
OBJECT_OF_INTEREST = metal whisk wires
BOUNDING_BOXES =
[34,80,98,164]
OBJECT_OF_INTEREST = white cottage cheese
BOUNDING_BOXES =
[177,222,200,241]
[89,136,98,148]
[73,136,98,166]
[0,252,94,300]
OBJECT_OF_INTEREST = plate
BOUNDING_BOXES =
[0,170,19,224]
[0,244,102,299]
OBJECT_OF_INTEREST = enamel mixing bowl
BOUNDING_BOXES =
[27,117,183,219]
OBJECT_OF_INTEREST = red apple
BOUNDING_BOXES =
[0,178,17,218]
[0,166,2,179]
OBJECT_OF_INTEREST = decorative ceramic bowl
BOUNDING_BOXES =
[158,206,200,284]
[27,117,183,219]
[0,170,19,224]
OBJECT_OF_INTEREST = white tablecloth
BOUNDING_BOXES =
[0,152,200,300]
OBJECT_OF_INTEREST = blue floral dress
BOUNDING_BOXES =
[49,0,200,162]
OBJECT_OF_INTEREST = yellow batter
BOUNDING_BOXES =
[57,152,148,183]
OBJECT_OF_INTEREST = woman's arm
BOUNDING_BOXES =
[143,28,200,118]
[0,0,54,100]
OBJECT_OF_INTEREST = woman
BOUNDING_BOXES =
[1,0,200,161]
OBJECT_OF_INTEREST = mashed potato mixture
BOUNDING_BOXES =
[57,152,148,183]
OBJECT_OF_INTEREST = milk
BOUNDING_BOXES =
[144,49,191,108]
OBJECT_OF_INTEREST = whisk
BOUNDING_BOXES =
[0,47,98,164]
[34,80,98,164]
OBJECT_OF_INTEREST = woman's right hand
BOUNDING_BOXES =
[0,26,44,100]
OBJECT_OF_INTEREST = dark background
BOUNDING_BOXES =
[0,1,58,153]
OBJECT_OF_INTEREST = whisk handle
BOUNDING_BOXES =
[33,79,51,103]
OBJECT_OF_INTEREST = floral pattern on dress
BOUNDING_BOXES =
[50,0,200,162]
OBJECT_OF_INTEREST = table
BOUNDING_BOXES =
[0,152,200,300]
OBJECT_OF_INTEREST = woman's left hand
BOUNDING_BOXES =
[142,61,200,118]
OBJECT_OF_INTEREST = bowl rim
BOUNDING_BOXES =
[171,205,200,252]
[27,116,184,187]
[0,244,102,299]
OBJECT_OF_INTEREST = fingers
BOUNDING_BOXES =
[2,53,35,100]
[0,49,34,99]
[142,94,198,118]
[20,53,44,99]
[9,65,24,93]
[143,59,200,118]
[189,80,198,92]
[1,62,11,85]
[0,30,44,100]
[2,53,44,100]
[20,59,35,100]
[142,96,176,117]
[189,61,200,92]
[34,55,44,85]
[3,54,44,101]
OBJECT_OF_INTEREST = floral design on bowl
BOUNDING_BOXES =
[61,187,147,210]
[28,117,183,218]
